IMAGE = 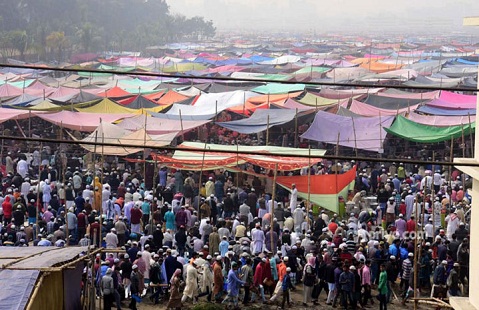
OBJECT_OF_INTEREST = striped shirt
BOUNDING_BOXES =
[402,258,412,280]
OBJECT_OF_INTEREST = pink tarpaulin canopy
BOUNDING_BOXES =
[407,112,476,126]
[36,111,135,131]
[377,89,439,100]
[425,98,475,110]
[440,91,477,104]
[0,107,35,124]
[345,99,417,117]
[0,84,23,98]
[48,86,80,100]
[319,87,382,99]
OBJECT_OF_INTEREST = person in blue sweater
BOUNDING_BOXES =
[281,267,295,309]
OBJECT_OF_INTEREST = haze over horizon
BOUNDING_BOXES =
[167,0,479,35]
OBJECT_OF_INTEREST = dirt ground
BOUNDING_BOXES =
[126,286,435,310]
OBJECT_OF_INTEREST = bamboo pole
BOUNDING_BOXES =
[266,114,270,146]
[294,108,298,148]
[35,143,43,239]
[179,109,184,141]
[270,163,278,252]
[351,117,358,158]
[25,273,46,310]
[307,146,312,227]
[198,141,208,219]
[468,113,473,156]
[100,129,105,249]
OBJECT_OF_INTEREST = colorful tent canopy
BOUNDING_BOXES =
[75,98,139,114]
[276,165,357,213]
[156,141,326,171]
[301,110,394,152]
[384,115,475,143]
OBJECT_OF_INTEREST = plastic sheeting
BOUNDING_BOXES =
[346,99,418,117]
[416,105,476,116]
[439,91,477,104]
[363,94,425,109]
[216,109,301,134]
[251,83,306,95]
[118,114,209,134]
[378,89,439,100]
[407,112,475,127]
[301,110,394,152]
[36,111,134,132]
[0,269,39,310]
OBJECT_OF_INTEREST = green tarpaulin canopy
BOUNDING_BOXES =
[384,115,475,143]
[252,83,305,94]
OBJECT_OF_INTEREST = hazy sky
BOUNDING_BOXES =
[167,0,479,34]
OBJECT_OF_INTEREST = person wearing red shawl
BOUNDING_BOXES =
[253,258,268,303]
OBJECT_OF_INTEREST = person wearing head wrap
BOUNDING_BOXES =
[166,269,183,309]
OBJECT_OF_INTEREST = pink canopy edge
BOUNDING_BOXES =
[407,112,476,126]
[36,111,136,132]
[345,99,418,117]
[376,90,439,100]
[440,91,477,104]
[0,107,41,124]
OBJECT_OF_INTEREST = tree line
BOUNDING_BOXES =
[0,0,216,62]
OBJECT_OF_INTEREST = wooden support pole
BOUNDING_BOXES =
[270,163,278,253]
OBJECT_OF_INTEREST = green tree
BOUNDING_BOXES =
[46,31,69,61]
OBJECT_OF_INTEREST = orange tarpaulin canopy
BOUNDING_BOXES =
[227,91,303,115]
[156,90,190,105]
[360,61,403,73]
[99,86,132,98]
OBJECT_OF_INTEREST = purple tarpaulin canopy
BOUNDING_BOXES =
[301,110,394,152]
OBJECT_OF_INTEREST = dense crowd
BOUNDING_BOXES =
[0,146,471,310]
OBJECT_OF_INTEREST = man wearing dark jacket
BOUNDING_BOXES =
[129,264,140,310]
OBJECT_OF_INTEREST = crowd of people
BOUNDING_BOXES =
[0,145,472,310]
